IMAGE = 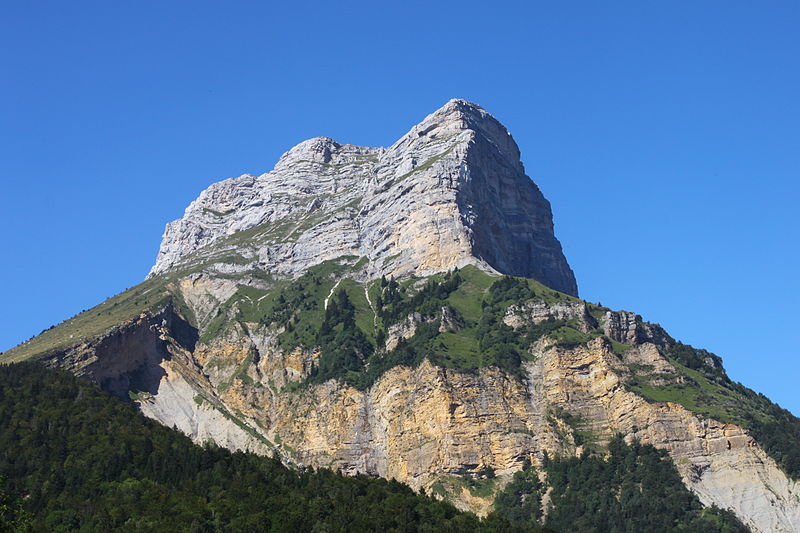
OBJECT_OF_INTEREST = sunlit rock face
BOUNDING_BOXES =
[148,99,578,297]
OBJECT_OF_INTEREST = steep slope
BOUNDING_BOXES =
[2,100,799,532]
[148,99,578,296]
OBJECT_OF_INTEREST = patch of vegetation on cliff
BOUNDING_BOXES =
[0,362,541,533]
[627,344,800,479]
[627,361,750,424]
[309,289,374,385]
[492,436,750,532]
[194,258,359,347]
[217,351,257,392]
[202,207,234,217]
[377,268,470,324]
[444,264,495,320]
[430,471,501,506]
[547,407,600,451]
[470,275,591,364]
[745,402,800,479]
[665,341,729,383]
[303,267,599,390]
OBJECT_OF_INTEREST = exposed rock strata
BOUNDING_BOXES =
[40,305,269,455]
[149,100,578,296]
[602,310,670,346]
[504,300,596,332]
[57,302,800,532]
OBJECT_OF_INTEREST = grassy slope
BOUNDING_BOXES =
[629,362,767,426]
[0,245,275,363]
[1,276,173,363]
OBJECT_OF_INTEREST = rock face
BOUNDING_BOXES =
[38,304,269,454]
[528,338,800,533]
[504,300,596,332]
[149,99,578,296]
[40,301,800,532]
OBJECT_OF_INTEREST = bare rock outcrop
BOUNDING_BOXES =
[504,300,596,332]
[148,99,578,296]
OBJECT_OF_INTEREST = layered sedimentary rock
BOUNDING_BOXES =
[149,99,578,296]
[40,298,799,532]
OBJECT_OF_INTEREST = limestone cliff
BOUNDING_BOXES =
[34,286,798,532]
[148,99,578,296]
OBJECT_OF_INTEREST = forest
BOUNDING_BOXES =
[493,435,749,533]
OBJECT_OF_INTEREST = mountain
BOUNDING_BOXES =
[148,99,577,295]
[2,99,799,532]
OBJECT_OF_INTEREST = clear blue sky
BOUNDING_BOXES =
[2,1,798,413]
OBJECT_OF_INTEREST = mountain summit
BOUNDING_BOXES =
[149,99,578,296]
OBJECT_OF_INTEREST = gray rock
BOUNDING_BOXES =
[603,310,641,344]
[149,99,578,296]
[504,300,596,332]
[602,310,670,346]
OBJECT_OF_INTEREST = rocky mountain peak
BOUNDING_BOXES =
[148,100,578,296]
[390,99,521,165]
[412,98,490,134]
[276,136,344,167]
[426,98,491,126]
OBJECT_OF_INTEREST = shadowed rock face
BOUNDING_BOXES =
[456,112,577,295]
[148,99,578,296]
[39,305,197,399]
